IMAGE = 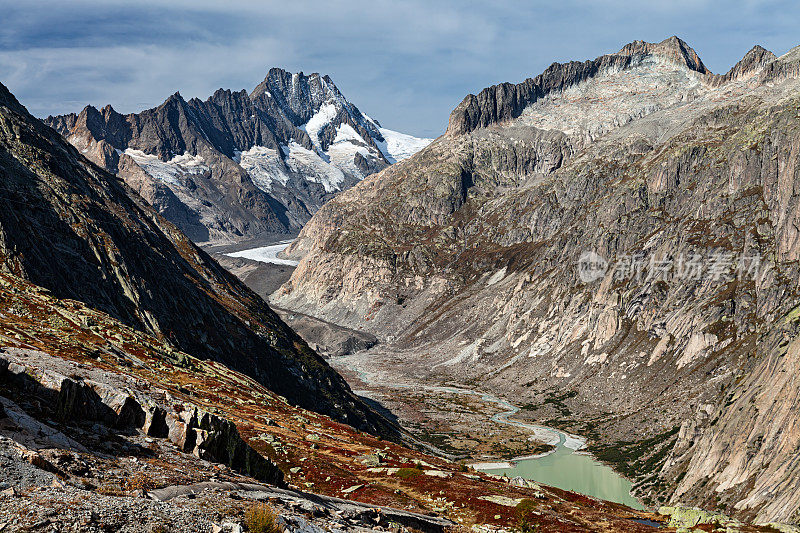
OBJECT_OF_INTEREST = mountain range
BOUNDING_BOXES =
[0,80,392,435]
[0,72,673,533]
[273,36,800,523]
[6,31,800,531]
[45,69,431,244]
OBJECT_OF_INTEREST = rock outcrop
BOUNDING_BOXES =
[273,38,800,522]
[0,351,284,484]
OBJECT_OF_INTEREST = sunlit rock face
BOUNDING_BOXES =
[273,37,800,521]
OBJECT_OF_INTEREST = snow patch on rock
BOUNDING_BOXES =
[124,149,208,186]
[376,128,433,164]
[233,146,291,192]
[284,142,346,193]
[302,103,338,150]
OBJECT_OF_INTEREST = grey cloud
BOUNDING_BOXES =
[1,0,799,137]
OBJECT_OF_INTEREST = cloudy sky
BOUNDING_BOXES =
[1,0,799,137]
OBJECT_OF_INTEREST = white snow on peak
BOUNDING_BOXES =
[363,114,381,129]
[284,141,346,193]
[234,123,376,196]
[302,102,338,150]
[376,128,433,164]
[233,146,291,192]
[124,149,208,186]
[333,123,364,144]
[230,105,431,197]
[326,123,378,177]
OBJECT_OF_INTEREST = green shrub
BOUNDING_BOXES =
[514,499,539,532]
[396,467,423,480]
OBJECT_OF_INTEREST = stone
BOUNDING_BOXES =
[509,477,541,490]
[478,495,523,507]
[357,454,382,467]
[221,522,244,533]
[658,506,743,530]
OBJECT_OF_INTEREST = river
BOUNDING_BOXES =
[333,352,645,511]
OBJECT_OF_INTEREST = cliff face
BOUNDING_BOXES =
[0,81,393,436]
[273,38,800,521]
[445,36,710,136]
[45,69,431,245]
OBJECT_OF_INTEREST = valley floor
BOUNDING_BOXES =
[328,349,643,509]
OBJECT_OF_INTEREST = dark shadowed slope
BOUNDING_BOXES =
[0,81,394,436]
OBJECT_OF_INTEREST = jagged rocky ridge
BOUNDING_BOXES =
[274,37,800,523]
[0,80,394,437]
[45,69,431,244]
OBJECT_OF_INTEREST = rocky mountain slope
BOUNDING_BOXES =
[45,69,431,245]
[273,37,800,523]
[0,270,679,532]
[0,83,666,529]
[0,80,393,436]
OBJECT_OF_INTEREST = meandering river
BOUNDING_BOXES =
[334,352,644,510]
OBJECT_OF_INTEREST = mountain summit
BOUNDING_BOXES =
[45,69,431,244]
[618,36,709,73]
[444,36,777,136]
